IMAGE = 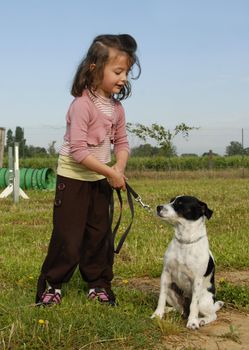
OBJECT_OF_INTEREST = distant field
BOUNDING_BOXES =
[1,174,249,349]
[2,154,249,172]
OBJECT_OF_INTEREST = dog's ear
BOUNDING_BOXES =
[199,201,213,220]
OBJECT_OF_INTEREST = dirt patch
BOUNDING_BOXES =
[124,270,249,349]
[125,270,249,293]
[164,309,249,350]
[217,270,249,287]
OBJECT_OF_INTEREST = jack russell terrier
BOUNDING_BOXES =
[151,195,223,329]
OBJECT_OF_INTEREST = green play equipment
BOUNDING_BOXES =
[0,167,55,190]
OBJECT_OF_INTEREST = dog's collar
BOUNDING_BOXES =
[174,235,206,245]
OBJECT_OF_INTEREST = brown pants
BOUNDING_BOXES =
[36,175,114,301]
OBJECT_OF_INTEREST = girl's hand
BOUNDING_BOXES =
[108,170,126,191]
[80,155,127,190]
[112,163,128,179]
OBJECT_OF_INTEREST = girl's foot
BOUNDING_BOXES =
[39,288,62,306]
[88,287,116,306]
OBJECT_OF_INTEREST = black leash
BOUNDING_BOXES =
[110,182,151,254]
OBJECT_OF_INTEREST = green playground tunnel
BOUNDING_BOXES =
[0,168,56,190]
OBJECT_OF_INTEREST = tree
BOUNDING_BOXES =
[131,143,160,157]
[4,126,50,158]
[244,147,249,155]
[202,151,219,157]
[181,153,198,157]
[226,141,244,156]
[127,122,197,157]
[15,126,26,157]
[24,145,47,157]
[5,129,14,150]
[48,141,57,156]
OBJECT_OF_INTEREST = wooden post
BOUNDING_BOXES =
[242,128,245,178]
[208,149,213,170]
[0,127,5,168]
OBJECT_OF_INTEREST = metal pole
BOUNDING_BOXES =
[13,142,20,203]
[8,146,14,186]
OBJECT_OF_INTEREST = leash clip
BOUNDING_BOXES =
[135,196,151,211]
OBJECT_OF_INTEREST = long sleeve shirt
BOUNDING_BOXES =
[57,90,130,181]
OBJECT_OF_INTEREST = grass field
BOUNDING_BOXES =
[1,173,249,349]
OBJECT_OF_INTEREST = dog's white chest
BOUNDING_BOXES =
[164,241,209,294]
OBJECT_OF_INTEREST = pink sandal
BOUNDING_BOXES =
[88,288,116,306]
[40,288,61,306]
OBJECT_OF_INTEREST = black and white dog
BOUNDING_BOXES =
[151,195,223,329]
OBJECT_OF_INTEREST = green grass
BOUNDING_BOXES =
[1,175,249,349]
[217,281,249,309]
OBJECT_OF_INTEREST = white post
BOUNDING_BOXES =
[0,144,29,201]
[8,146,14,185]
[14,142,20,203]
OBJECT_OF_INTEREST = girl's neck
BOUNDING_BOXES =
[90,89,113,101]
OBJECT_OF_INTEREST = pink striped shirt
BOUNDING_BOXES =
[59,89,129,163]
[87,91,115,163]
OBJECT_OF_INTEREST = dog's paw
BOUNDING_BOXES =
[186,319,199,330]
[215,300,224,311]
[151,309,164,319]
[199,318,206,327]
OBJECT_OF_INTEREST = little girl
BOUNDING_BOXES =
[36,34,141,306]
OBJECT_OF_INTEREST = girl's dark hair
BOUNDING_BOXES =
[71,34,141,100]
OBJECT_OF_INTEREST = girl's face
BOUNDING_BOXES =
[96,48,130,98]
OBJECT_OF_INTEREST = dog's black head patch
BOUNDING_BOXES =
[170,196,213,221]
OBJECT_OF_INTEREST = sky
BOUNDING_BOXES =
[0,0,248,155]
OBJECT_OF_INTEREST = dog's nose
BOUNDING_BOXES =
[157,205,163,213]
